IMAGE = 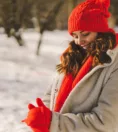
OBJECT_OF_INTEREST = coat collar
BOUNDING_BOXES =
[106,46,118,65]
[73,46,118,88]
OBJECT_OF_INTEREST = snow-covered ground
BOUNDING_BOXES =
[0,30,71,132]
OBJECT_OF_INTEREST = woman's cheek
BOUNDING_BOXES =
[86,37,93,44]
[74,39,78,45]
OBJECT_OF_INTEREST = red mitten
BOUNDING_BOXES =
[36,98,52,128]
[22,98,52,132]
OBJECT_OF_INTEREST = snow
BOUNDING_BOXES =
[0,30,71,132]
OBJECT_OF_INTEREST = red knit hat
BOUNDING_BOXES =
[68,0,111,35]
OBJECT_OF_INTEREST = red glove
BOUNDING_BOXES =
[22,98,52,132]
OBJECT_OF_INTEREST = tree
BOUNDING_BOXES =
[0,0,34,46]
[110,0,118,27]
[35,0,65,55]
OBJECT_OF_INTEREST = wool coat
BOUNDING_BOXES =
[42,46,118,132]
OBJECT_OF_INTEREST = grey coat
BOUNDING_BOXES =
[43,47,118,132]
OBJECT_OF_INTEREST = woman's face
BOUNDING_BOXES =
[72,31,98,49]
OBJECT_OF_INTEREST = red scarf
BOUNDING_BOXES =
[54,56,93,112]
[54,33,118,112]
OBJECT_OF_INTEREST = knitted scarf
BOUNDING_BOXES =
[54,55,93,112]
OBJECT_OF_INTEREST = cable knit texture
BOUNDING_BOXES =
[68,0,111,34]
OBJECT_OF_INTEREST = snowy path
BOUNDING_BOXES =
[0,30,71,132]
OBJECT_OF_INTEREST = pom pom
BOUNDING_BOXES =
[86,0,110,8]
[99,0,110,8]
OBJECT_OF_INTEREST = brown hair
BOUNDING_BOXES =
[56,32,116,77]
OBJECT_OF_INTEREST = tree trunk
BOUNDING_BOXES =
[36,33,43,55]
[36,0,64,55]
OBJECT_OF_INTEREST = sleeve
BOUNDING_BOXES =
[42,85,52,108]
[42,71,59,109]
[49,68,118,132]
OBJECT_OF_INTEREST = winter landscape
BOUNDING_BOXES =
[0,29,71,132]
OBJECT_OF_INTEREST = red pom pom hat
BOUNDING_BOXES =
[68,0,111,35]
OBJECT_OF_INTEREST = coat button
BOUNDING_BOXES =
[55,89,58,93]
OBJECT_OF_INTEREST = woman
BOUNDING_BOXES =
[22,0,118,132]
